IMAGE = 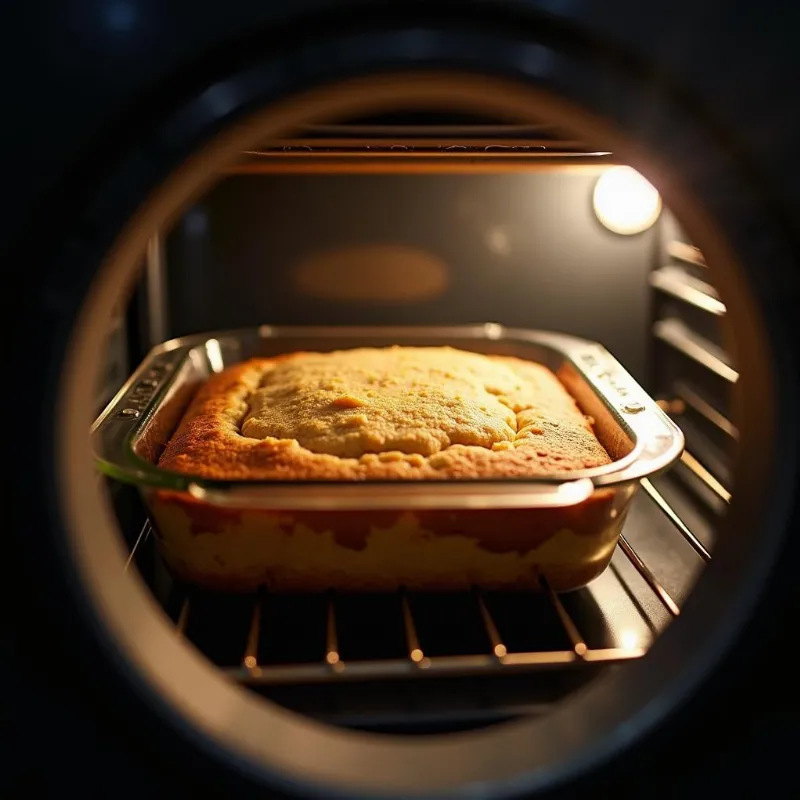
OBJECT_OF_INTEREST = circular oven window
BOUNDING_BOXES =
[40,25,797,800]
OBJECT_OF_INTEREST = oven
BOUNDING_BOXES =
[8,2,800,797]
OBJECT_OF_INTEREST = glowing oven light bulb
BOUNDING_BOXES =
[593,166,662,235]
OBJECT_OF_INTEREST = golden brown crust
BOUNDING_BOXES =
[157,348,611,480]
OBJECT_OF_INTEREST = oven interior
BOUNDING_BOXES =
[98,112,732,735]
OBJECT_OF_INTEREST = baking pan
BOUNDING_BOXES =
[93,324,683,592]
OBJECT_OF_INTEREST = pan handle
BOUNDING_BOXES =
[91,345,191,484]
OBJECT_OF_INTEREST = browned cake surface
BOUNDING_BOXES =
[158,346,611,480]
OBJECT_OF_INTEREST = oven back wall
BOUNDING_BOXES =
[164,171,658,381]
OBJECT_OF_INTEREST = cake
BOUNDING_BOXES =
[148,346,630,592]
[158,346,611,479]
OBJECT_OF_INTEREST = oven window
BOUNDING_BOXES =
[57,64,785,800]
[95,117,725,734]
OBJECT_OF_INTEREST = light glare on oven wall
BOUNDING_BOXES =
[620,629,640,650]
[592,166,662,235]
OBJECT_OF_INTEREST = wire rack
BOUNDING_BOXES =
[125,461,719,696]
[122,229,730,722]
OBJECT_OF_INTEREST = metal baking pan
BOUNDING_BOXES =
[93,324,684,592]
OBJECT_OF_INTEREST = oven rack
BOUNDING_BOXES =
[651,234,735,518]
[125,457,718,690]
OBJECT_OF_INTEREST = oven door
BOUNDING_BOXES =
[7,2,800,797]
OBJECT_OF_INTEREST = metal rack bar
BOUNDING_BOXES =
[401,590,428,666]
[649,267,725,315]
[325,593,343,670]
[542,578,587,657]
[144,234,169,347]
[124,520,151,572]
[617,534,681,617]
[640,478,712,562]
[176,598,190,637]
[653,319,738,383]
[227,155,614,176]
[475,589,508,659]
[680,451,732,504]
[243,598,262,671]
[226,648,645,685]
[667,241,706,269]
[672,380,738,439]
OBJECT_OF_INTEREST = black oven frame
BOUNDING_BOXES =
[8,3,800,797]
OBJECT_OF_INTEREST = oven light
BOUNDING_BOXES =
[592,166,662,235]
[620,629,639,650]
